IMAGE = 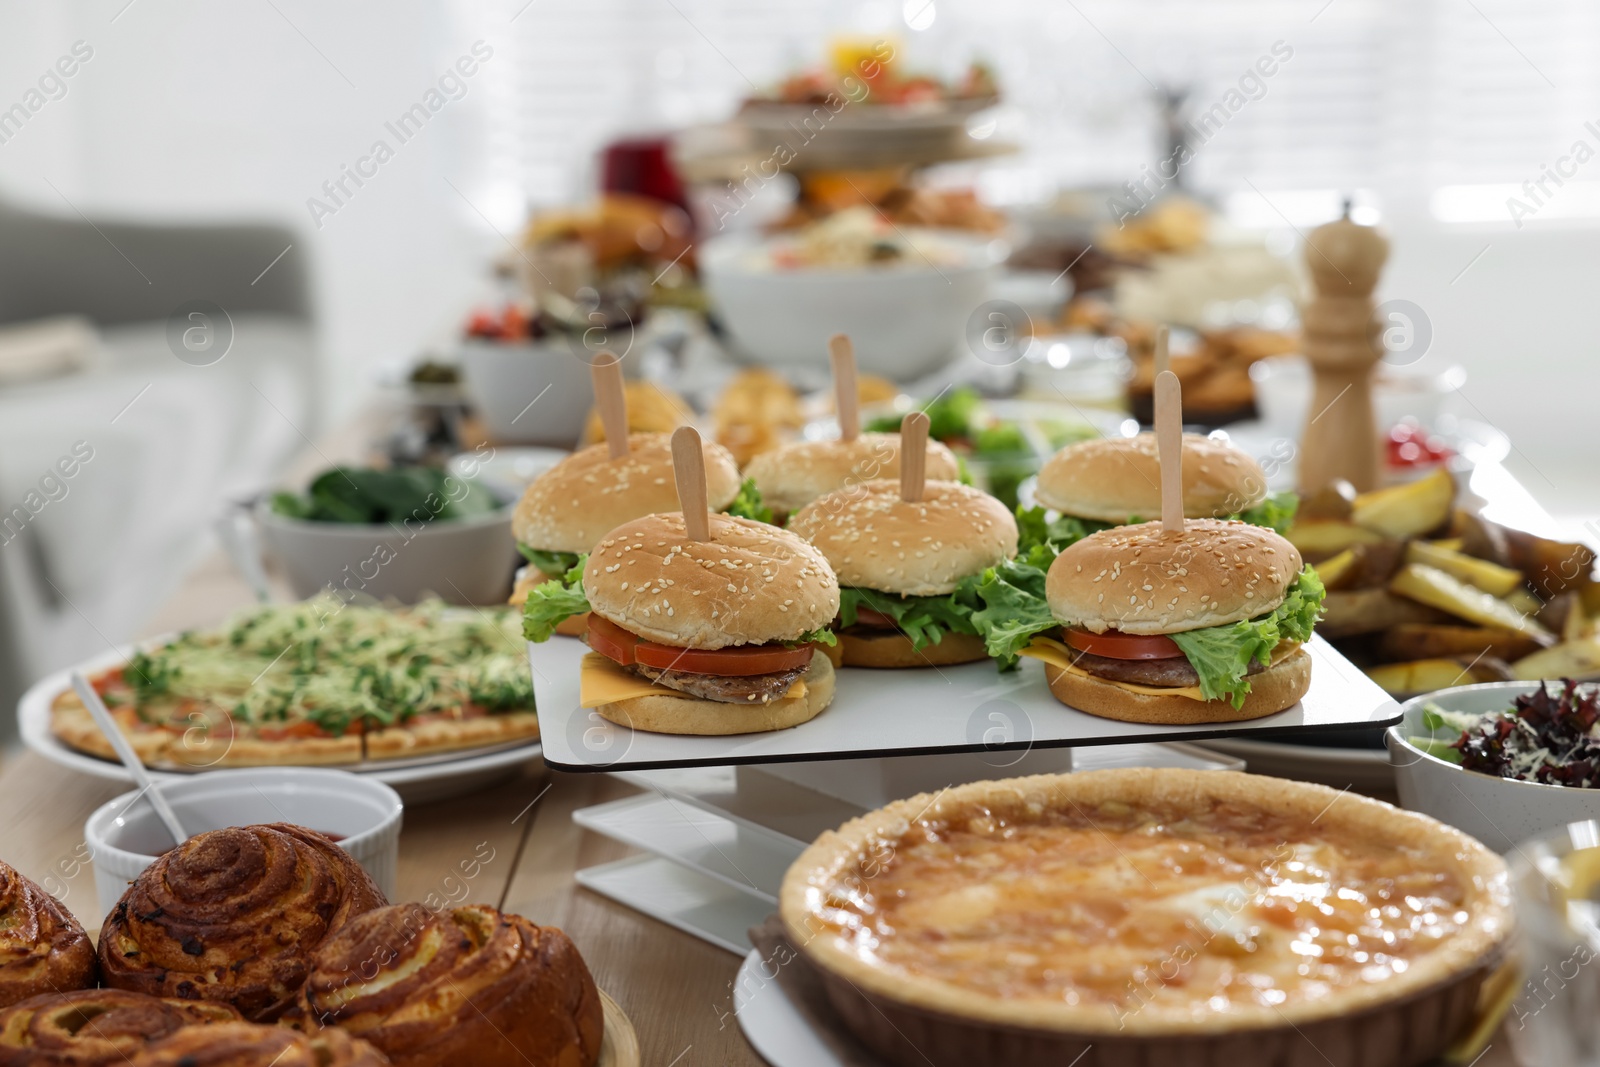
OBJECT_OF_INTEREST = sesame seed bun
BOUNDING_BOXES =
[744,434,960,518]
[839,630,989,668]
[512,433,741,553]
[1034,433,1267,523]
[788,481,1018,597]
[583,512,839,649]
[1043,646,1311,724]
[1046,518,1303,635]
[594,651,835,735]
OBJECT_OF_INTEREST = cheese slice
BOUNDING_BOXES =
[1020,637,1301,703]
[578,653,806,708]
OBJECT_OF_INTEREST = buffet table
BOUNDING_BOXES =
[0,548,1522,1067]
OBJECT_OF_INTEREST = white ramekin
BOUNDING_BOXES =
[84,768,403,922]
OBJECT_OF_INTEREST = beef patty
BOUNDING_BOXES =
[627,660,810,704]
[1067,645,1287,687]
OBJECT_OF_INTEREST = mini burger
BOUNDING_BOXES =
[1027,433,1295,545]
[509,431,758,633]
[1012,518,1324,724]
[522,511,840,735]
[744,434,960,524]
[788,479,1019,668]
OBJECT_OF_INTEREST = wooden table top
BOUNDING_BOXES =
[0,553,1524,1067]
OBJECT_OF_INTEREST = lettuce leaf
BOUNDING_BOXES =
[786,626,838,648]
[838,587,976,652]
[1013,505,1114,557]
[521,556,591,643]
[959,544,1060,668]
[517,545,581,577]
[1167,567,1325,708]
[1232,491,1299,535]
[722,478,774,524]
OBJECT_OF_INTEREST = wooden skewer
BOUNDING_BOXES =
[1154,369,1184,534]
[1154,325,1170,379]
[671,426,710,542]
[899,411,929,504]
[829,334,860,443]
[591,352,629,460]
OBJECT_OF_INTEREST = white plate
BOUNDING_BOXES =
[735,948,871,1067]
[18,643,542,805]
[1191,736,1393,794]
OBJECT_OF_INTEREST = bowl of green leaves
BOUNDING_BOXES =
[258,465,515,605]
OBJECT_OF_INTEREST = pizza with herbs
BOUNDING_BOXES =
[49,597,539,768]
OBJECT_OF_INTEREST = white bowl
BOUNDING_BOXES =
[1387,681,1600,853]
[256,500,515,605]
[457,338,594,447]
[84,768,403,922]
[446,446,567,504]
[700,231,999,381]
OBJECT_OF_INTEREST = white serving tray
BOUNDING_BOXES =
[532,633,1396,772]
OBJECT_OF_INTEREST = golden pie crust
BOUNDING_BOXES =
[781,769,1511,1065]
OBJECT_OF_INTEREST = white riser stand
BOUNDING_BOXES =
[574,742,1242,954]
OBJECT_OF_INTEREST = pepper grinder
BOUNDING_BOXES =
[1297,203,1389,494]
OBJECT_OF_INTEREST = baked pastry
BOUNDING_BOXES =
[0,989,238,1065]
[99,824,386,1021]
[293,903,603,1067]
[783,769,1513,1067]
[129,1021,388,1066]
[0,861,94,1009]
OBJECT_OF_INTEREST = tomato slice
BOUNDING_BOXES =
[587,615,642,665]
[1064,628,1183,660]
[588,615,813,676]
[851,607,899,629]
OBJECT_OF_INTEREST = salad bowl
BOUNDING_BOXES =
[1387,680,1600,853]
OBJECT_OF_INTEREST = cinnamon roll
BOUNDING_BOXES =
[0,861,94,1009]
[0,989,237,1066]
[129,1021,388,1066]
[98,824,386,1020]
[293,903,603,1067]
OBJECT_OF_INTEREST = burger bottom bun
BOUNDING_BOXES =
[594,652,835,736]
[1044,647,1311,725]
[840,629,989,669]
[554,613,589,638]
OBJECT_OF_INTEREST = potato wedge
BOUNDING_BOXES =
[1452,508,1511,565]
[1365,656,1512,697]
[1313,549,1361,591]
[1350,468,1455,539]
[1286,520,1387,560]
[1377,624,1543,663]
[1502,529,1596,598]
[1298,481,1356,521]
[1353,541,1407,587]
[1511,640,1600,681]
[1404,541,1525,597]
[1319,588,1449,639]
[1505,588,1544,617]
[1389,563,1553,639]
[1431,537,1464,552]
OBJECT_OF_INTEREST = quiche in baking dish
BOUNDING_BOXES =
[782,769,1511,1067]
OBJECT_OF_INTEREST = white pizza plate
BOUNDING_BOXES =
[18,642,542,805]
